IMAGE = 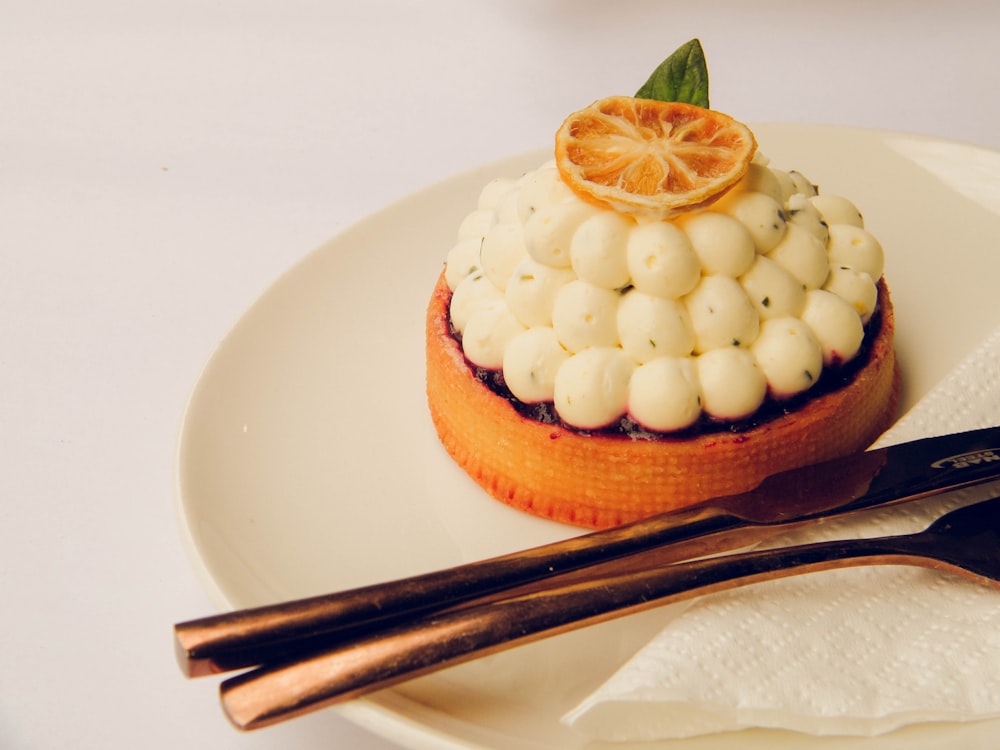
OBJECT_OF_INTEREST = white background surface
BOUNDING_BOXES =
[4,2,1000,748]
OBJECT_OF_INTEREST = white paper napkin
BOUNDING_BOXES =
[563,324,1000,741]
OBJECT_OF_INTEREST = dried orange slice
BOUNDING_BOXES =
[555,96,757,220]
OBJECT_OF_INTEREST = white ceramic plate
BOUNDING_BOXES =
[176,125,1000,749]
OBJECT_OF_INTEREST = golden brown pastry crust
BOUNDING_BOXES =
[426,271,899,529]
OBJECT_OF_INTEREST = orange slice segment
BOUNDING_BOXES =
[555,96,757,221]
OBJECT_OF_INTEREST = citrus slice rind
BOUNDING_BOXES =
[555,96,757,221]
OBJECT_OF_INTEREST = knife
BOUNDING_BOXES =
[175,424,1000,679]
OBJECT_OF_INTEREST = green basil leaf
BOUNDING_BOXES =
[635,38,709,108]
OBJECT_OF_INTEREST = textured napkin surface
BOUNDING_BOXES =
[563,325,1000,741]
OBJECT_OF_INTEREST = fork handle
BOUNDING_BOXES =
[220,533,935,731]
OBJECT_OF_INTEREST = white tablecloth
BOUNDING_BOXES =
[5,2,1000,748]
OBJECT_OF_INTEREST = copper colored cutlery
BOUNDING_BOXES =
[175,426,1000,729]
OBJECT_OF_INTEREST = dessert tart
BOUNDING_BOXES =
[425,44,899,529]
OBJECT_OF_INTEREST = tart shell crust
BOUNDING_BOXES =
[426,271,900,529]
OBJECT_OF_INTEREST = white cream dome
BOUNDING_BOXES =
[443,155,883,432]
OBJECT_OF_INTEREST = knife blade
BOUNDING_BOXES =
[175,424,1000,678]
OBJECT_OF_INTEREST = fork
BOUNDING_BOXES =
[219,494,1000,730]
